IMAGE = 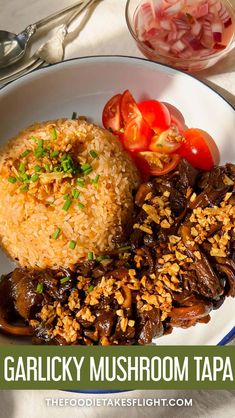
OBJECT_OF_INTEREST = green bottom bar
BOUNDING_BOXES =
[0,346,234,390]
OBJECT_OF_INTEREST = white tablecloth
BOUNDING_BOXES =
[0,0,235,417]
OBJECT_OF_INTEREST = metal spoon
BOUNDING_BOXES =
[0,0,87,69]
[0,0,101,87]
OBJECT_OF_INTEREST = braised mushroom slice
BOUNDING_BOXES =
[178,158,199,190]
[169,301,212,328]
[135,181,155,207]
[0,273,32,336]
[10,269,44,320]
[137,308,163,344]
[95,311,115,337]
[215,258,235,297]
[180,225,224,299]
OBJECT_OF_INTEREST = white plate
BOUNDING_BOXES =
[0,56,234,346]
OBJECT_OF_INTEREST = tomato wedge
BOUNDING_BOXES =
[123,115,153,152]
[102,94,122,132]
[149,129,182,154]
[178,128,220,171]
[120,90,141,123]
[102,91,220,176]
[163,102,187,133]
[138,100,171,132]
[135,152,181,176]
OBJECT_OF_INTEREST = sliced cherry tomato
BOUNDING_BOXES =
[135,152,181,176]
[170,114,185,133]
[102,94,122,132]
[149,129,182,154]
[123,115,153,152]
[120,90,141,123]
[131,153,151,181]
[137,100,171,132]
[163,102,187,133]
[178,128,220,171]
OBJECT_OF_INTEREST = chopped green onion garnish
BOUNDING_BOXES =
[77,178,85,187]
[44,164,51,172]
[51,127,57,140]
[53,165,62,172]
[63,194,69,200]
[60,276,71,284]
[96,255,105,262]
[89,150,98,159]
[50,150,59,158]
[96,255,110,262]
[60,154,67,162]
[38,139,43,148]
[34,165,42,172]
[62,199,72,211]
[100,258,113,266]
[81,163,91,172]
[34,149,44,159]
[19,162,26,173]
[83,167,93,175]
[33,139,45,159]
[20,184,29,192]
[118,245,131,252]
[69,240,76,249]
[31,174,39,183]
[36,283,43,293]
[8,176,17,184]
[77,202,85,209]
[72,189,80,199]
[87,251,94,261]
[30,136,37,142]
[21,149,31,158]
[61,162,69,171]
[87,285,94,293]
[92,174,100,185]
[19,173,30,182]
[59,153,78,174]
[71,112,77,120]
[52,228,61,240]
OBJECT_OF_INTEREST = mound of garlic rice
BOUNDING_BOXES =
[0,118,140,269]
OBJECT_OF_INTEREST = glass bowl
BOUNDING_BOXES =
[125,0,235,72]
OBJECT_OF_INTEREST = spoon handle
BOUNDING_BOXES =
[33,0,89,30]
[17,0,92,50]
[65,0,98,27]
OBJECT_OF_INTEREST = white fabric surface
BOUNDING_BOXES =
[0,0,235,417]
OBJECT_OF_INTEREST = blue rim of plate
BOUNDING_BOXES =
[1,55,234,394]
[218,326,235,345]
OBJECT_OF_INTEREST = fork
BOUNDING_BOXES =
[0,0,101,87]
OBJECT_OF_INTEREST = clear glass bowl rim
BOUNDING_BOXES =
[125,0,235,63]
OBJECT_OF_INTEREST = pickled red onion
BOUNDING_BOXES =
[218,2,231,22]
[135,0,233,60]
[211,21,223,42]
